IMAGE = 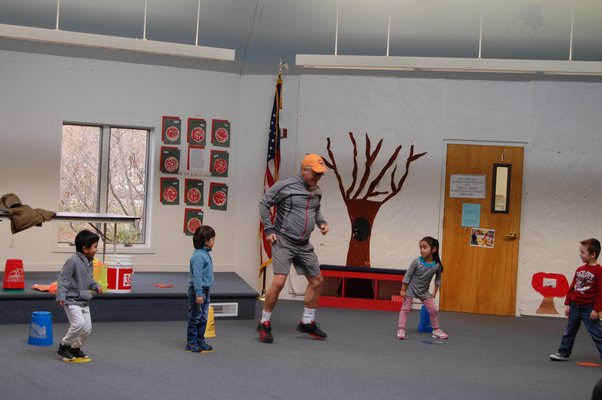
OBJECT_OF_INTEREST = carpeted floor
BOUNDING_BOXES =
[0,300,599,400]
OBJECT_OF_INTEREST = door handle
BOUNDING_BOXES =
[503,232,518,240]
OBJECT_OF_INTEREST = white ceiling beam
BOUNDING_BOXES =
[296,54,602,76]
[0,23,235,62]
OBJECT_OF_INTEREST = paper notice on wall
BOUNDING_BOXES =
[450,175,486,198]
[461,203,481,227]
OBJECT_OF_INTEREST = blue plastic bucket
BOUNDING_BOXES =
[28,311,53,346]
[417,305,433,333]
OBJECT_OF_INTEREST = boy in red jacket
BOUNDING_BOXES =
[550,238,602,361]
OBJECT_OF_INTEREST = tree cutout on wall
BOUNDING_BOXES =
[531,272,569,314]
[323,132,427,268]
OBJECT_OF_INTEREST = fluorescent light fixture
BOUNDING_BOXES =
[296,54,602,76]
[0,23,235,62]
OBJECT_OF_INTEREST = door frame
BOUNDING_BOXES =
[437,139,529,315]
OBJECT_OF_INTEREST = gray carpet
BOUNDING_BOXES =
[0,300,600,400]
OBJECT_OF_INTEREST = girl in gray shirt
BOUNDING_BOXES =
[397,237,448,341]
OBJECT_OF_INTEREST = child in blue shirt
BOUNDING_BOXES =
[186,225,215,353]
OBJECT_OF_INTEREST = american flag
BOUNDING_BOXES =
[259,74,282,277]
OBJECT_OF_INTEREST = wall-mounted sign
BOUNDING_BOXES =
[450,174,486,199]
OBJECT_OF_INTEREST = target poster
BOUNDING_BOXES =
[209,182,228,211]
[160,146,180,174]
[184,208,203,236]
[162,116,182,145]
[160,177,179,205]
[210,150,229,177]
[187,118,206,147]
[211,119,230,147]
[185,179,204,206]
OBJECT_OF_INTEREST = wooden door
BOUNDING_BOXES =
[440,144,524,316]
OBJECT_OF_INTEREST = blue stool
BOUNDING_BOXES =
[28,311,54,346]
[417,305,433,333]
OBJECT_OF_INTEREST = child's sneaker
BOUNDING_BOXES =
[185,343,201,352]
[432,329,449,339]
[256,320,274,343]
[70,347,89,359]
[396,328,406,340]
[549,352,570,361]
[199,341,213,353]
[296,321,328,340]
[57,344,75,361]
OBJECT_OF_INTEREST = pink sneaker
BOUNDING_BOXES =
[432,329,448,339]
[396,328,406,340]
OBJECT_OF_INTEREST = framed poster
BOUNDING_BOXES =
[183,208,203,236]
[187,118,207,147]
[208,182,228,211]
[162,116,182,145]
[184,179,204,206]
[210,150,229,177]
[160,177,179,205]
[211,119,230,147]
[160,146,180,174]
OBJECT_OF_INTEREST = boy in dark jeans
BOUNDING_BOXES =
[550,238,602,361]
[186,225,215,353]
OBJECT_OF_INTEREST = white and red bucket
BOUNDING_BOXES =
[104,255,134,293]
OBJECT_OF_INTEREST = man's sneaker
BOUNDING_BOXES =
[57,344,75,361]
[432,329,449,340]
[549,352,570,361]
[296,321,328,340]
[70,347,89,359]
[199,341,213,353]
[397,328,406,340]
[185,343,201,353]
[257,321,274,343]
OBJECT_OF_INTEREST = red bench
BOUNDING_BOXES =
[318,265,405,311]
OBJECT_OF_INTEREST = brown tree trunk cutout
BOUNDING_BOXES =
[323,132,426,298]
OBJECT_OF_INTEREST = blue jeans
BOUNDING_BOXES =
[187,286,210,345]
[558,302,602,358]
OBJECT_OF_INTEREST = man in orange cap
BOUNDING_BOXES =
[257,153,329,343]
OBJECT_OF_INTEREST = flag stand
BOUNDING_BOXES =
[259,272,267,301]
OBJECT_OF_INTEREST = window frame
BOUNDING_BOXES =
[53,121,155,254]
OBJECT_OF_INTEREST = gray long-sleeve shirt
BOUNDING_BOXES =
[259,174,326,243]
[56,252,100,306]
[403,257,442,300]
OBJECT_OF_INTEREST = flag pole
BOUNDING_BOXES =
[259,60,287,301]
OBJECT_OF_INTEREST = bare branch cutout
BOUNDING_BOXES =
[323,132,427,205]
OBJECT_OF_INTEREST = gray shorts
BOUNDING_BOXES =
[272,234,321,276]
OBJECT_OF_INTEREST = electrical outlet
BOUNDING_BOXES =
[9,238,16,248]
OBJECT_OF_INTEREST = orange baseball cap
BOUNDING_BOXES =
[301,153,327,173]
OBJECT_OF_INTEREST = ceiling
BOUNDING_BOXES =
[1,0,602,75]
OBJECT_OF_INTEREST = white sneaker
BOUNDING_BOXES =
[396,328,406,340]
[432,329,449,339]
[549,352,570,361]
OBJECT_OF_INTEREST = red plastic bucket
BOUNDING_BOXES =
[3,259,25,291]
[105,255,133,293]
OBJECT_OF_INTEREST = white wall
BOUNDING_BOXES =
[2,49,602,313]
[0,50,242,274]
[296,75,602,316]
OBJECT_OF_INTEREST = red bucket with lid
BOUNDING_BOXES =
[3,259,25,290]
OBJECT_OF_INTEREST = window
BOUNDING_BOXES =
[491,163,511,213]
[58,124,150,245]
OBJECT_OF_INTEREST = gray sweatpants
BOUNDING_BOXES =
[61,304,92,348]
